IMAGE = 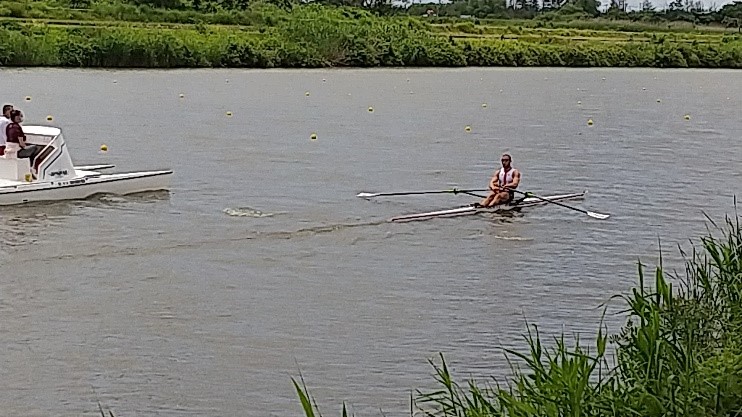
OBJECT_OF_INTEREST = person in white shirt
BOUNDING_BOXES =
[479,153,521,207]
[0,104,14,157]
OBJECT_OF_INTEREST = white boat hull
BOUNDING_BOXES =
[0,170,172,206]
[390,192,586,222]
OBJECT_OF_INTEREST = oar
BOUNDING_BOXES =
[356,188,488,198]
[510,189,610,220]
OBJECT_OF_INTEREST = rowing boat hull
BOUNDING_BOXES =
[389,192,586,222]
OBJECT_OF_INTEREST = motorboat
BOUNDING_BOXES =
[0,125,172,206]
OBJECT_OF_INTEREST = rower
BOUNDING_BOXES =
[480,153,521,207]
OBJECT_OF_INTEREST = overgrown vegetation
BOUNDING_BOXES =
[0,3,740,67]
[294,210,742,416]
[0,0,740,67]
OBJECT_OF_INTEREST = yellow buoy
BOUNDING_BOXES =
[226,111,233,117]
[657,99,661,103]
[305,91,310,97]
[25,96,31,101]
[310,133,317,141]
[46,115,53,121]
[465,125,472,132]
[179,94,185,98]
[577,101,582,105]
[113,80,117,84]
[322,78,326,82]
[368,107,374,113]
[481,103,487,108]
[587,119,594,126]
[25,173,32,182]
[642,87,647,91]
[100,144,108,152]
[684,114,691,120]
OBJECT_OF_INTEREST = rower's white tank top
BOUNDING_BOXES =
[498,168,515,186]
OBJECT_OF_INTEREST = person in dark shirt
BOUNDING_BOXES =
[5,110,27,151]
[6,110,40,177]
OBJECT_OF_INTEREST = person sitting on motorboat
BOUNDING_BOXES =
[5,110,41,174]
[0,104,12,156]
[5,109,27,158]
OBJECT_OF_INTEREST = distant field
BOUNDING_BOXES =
[0,16,262,32]
[430,20,738,41]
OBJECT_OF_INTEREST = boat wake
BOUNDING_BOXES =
[222,207,276,218]
[255,220,386,239]
[6,219,391,264]
[494,235,532,241]
[94,190,171,204]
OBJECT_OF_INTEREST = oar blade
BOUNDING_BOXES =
[356,192,379,198]
[587,211,610,220]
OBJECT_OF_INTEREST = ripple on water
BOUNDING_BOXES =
[0,212,60,251]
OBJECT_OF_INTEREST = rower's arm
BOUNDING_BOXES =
[489,170,500,192]
[504,170,521,189]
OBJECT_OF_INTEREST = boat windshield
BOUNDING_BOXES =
[25,134,55,146]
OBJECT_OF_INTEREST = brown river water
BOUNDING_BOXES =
[0,67,740,416]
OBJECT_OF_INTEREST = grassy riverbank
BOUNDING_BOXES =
[295,212,742,416]
[1,3,741,67]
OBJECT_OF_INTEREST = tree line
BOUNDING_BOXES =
[407,0,741,29]
[32,0,742,30]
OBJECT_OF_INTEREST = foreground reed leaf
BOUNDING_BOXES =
[292,377,318,417]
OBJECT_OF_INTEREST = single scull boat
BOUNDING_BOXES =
[389,192,586,222]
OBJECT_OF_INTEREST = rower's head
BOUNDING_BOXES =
[2,104,12,118]
[501,153,512,168]
[10,110,23,123]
